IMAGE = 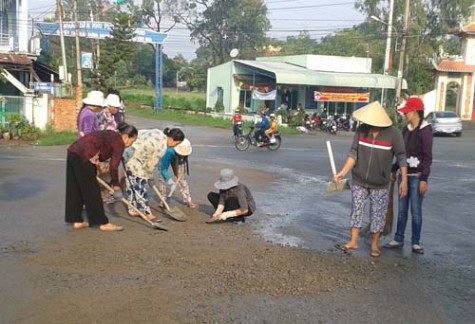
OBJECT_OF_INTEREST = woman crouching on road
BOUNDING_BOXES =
[65,123,138,231]
[122,127,185,220]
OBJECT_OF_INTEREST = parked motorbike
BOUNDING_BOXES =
[235,124,282,151]
[335,115,350,132]
[325,116,338,135]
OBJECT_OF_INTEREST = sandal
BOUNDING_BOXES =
[128,211,140,217]
[187,201,197,209]
[146,215,162,223]
[335,244,357,254]
[73,222,89,229]
[99,223,124,232]
[370,250,381,258]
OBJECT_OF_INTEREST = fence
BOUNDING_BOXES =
[0,96,26,127]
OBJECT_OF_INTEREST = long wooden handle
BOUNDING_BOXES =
[168,172,184,197]
[151,183,172,212]
[326,141,337,176]
[96,176,155,226]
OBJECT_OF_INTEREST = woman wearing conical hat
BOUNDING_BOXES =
[334,101,408,258]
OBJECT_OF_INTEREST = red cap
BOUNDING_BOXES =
[399,97,424,114]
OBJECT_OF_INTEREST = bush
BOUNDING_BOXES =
[6,113,40,140]
[214,100,225,113]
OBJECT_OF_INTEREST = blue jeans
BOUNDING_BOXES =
[395,176,424,245]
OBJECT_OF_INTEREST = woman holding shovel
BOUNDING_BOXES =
[158,138,196,209]
[122,128,184,220]
[65,123,138,231]
[384,98,433,254]
[333,101,408,257]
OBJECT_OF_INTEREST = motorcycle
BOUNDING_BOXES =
[233,122,243,139]
[235,124,282,151]
[325,116,338,135]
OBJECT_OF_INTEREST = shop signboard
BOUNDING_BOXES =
[314,91,369,103]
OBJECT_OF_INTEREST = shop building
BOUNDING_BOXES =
[206,54,406,116]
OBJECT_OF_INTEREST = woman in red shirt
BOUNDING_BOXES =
[66,123,138,231]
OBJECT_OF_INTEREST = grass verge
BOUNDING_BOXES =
[127,107,300,135]
[36,131,77,146]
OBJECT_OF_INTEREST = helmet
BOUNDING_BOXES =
[270,113,276,118]
[234,108,240,113]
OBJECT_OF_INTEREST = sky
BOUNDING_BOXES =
[28,0,365,61]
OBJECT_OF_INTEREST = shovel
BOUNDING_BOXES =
[167,172,184,198]
[151,183,187,222]
[326,141,350,193]
[96,177,168,231]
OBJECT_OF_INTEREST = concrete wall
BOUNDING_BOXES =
[207,62,235,113]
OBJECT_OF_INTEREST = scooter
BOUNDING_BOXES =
[235,123,282,151]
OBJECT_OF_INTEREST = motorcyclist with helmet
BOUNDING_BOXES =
[255,110,270,144]
[232,108,243,137]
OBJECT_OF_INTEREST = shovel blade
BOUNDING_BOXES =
[166,206,187,222]
[326,179,350,193]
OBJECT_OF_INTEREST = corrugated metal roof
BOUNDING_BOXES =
[434,59,475,72]
[234,60,406,89]
[0,53,32,65]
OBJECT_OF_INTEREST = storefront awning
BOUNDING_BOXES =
[234,60,407,89]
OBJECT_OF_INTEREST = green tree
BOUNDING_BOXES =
[173,0,270,65]
[93,12,138,91]
[354,0,473,95]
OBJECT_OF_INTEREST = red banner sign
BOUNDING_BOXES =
[314,91,370,103]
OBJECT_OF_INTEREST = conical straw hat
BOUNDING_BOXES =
[352,101,392,127]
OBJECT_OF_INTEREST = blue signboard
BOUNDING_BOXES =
[34,82,52,92]
[36,21,168,44]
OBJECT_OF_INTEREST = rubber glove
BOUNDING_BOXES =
[219,210,238,220]
[167,178,176,193]
[212,204,225,218]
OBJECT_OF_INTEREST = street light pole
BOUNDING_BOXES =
[395,0,411,106]
[370,0,394,107]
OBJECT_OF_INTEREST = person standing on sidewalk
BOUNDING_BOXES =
[385,98,433,254]
[334,101,408,257]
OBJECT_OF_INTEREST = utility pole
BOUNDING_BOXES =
[395,0,411,106]
[73,0,83,110]
[56,0,68,82]
[381,0,394,106]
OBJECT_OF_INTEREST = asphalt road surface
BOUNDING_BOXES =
[0,116,474,323]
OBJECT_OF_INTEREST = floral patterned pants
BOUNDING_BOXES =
[124,170,151,215]
[350,183,389,233]
[158,164,192,204]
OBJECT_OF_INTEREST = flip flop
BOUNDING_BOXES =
[73,222,89,230]
[335,244,356,254]
[99,223,124,232]
[370,250,381,258]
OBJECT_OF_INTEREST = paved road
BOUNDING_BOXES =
[0,117,474,322]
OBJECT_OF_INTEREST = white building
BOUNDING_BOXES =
[206,54,406,116]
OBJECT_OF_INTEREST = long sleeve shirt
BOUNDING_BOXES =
[77,107,97,136]
[160,148,176,181]
[68,131,125,186]
[349,126,407,189]
[123,129,168,179]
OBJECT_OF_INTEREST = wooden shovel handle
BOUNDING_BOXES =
[96,176,155,226]
[151,183,172,212]
[168,172,184,197]
[326,141,337,176]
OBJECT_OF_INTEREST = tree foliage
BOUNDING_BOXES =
[172,0,270,66]
[92,12,138,91]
